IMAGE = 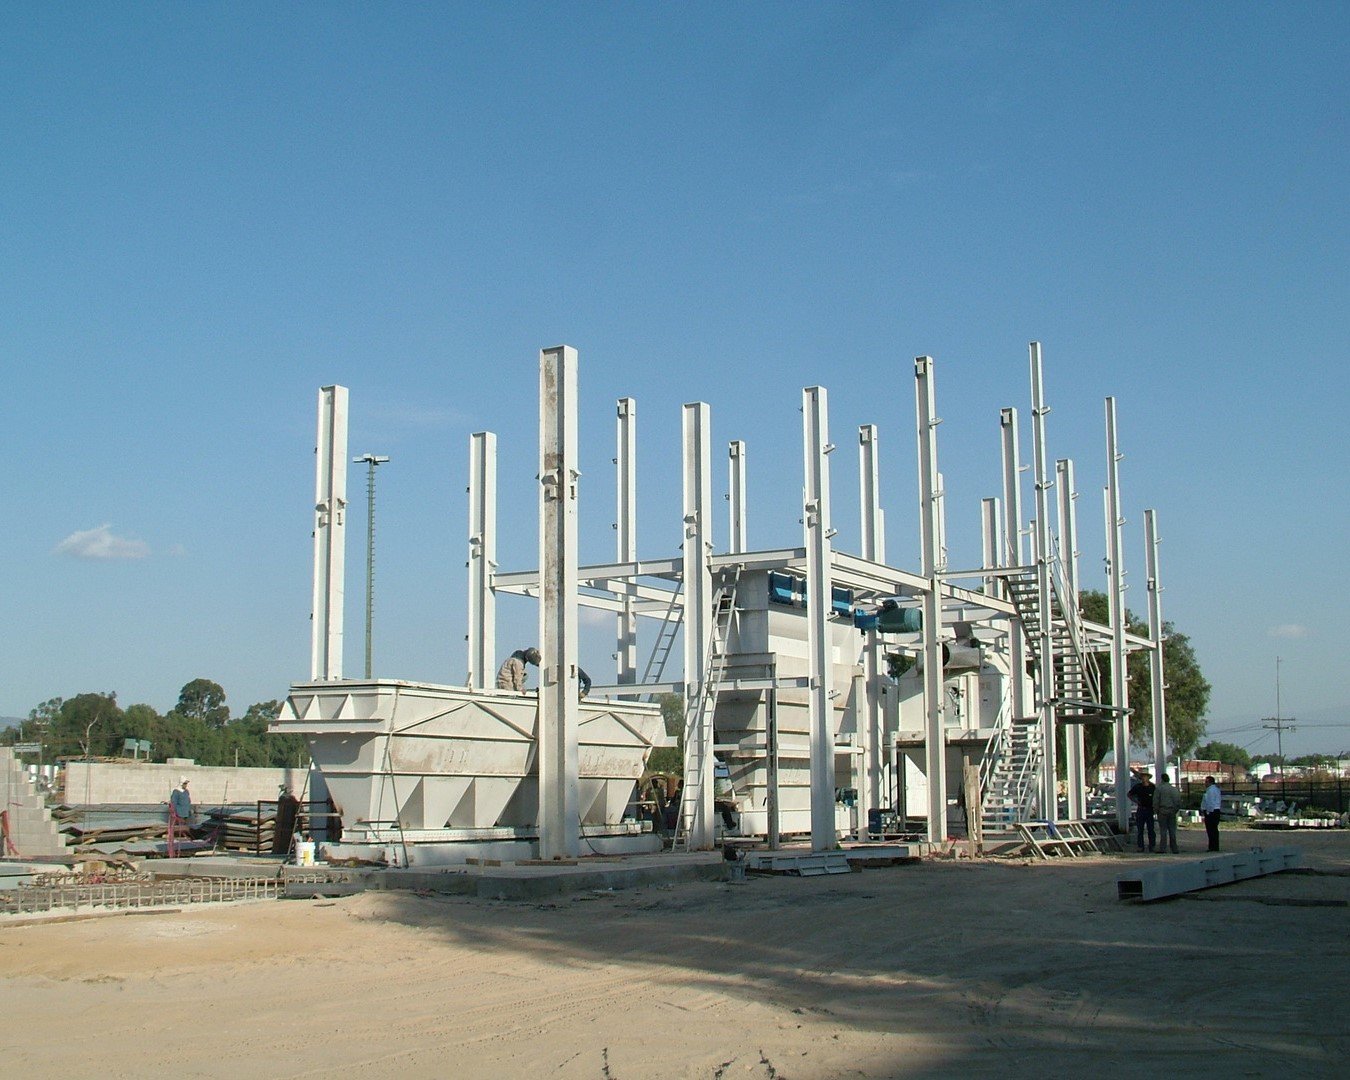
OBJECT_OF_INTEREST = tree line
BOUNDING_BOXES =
[1,679,308,769]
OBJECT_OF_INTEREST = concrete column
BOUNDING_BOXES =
[1105,397,1131,831]
[616,399,638,688]
[858,424,884,831]
[1146,509,1168,782]
[681,402,715,849]
[915,358,947,844]
[1057,457,1087,819]
[728,440,747,554]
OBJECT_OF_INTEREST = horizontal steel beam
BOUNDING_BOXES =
[1117,847,1301,902]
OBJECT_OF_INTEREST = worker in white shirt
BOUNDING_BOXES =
[1200,775,1223,852]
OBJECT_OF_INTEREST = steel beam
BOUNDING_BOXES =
[1105,397,1130,831]
[538,346,580,859]
[1117,847,1300,902]
[616,398,638,690]
[311,385,348,681]
[681,402,715,849]
[915,358,947,844]
[1057,457,1086,820]
[1146,508,1168,781]
[728,440,747,554]
[1029,343,1058,823]
[466,431,497,690]
[802,387,837,851]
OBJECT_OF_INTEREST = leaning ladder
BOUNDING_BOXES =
[673,566,742,851]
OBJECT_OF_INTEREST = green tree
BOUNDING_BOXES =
[1078,590,1211,772]
[1194,741,1252,769]
[45,692,124,758]
[176,678,230,729]
[647,693,685,774]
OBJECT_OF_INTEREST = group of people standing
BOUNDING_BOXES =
[1128,769,1224,854]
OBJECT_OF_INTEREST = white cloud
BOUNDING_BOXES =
[55,524,150,560]
[1269,624,1309,640]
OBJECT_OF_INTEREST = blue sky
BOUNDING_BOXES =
[2,3,1346,756]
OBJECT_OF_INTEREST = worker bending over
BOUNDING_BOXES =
[496,647,541,691]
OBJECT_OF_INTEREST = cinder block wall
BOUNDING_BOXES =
[61,761,314,807]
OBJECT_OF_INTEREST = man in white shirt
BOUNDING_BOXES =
[1200,775,1223,852]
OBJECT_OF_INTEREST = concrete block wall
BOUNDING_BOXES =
[61,761,313,807]
[1,748,67,856]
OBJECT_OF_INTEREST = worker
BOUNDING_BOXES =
[273,785,301,855]
[168,777,193,858]
[577,666,592,698]
[496,647,541,691]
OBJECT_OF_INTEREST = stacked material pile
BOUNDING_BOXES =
[199,804,279,853]
[54,805,212,857]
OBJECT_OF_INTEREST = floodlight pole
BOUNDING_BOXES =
[354,453,390,680]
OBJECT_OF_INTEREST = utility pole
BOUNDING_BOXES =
[353,453,390,679]
[1262,656,1295,779]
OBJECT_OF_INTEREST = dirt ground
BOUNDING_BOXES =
[2,828,1348,1079]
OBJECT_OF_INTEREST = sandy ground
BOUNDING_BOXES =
[2,829,1348,1079]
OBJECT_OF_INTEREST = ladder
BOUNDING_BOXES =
[673,566,742,851]
[640,586,683,695]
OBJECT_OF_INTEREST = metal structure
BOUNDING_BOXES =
[279,340,1171,862]
[354,452,390,679]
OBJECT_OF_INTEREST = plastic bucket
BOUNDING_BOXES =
[295,841,316,867]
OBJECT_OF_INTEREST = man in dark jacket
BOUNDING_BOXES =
[1129,770,1157,852]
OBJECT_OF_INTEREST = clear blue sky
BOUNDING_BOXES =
[2,3,1346,757]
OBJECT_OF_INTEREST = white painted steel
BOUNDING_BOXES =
[1057,457,1086,820]
[616,399,638,689]
[915,358,947,844]
[802,386,837,851]
[538,346,581,859]
[1105,397,1130,831]
[728,440,747,554]
[1029,343,1058,823]
[1117,846,1300,902]
[1000,408,1029,728]
[681,402,715,849]
[466,432,497,691]
[859,424,884,830]
[1146,508,1168,781]
[312,385,348,681]
[276,681,666,838]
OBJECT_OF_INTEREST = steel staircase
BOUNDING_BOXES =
[673,566,742,851]
[979,712,1044,834]
[1002,562,1104,723]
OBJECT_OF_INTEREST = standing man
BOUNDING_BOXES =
[1129,769,1157,853]
[1200,774,1223,851]
[1153,772,1183,854]
[496,647,542,691]
[168,777,193,858]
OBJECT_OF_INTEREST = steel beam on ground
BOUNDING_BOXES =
[312,385,348,681]
[538,346,580,859]
[1117,847,1301,902]
[466,431,497,690]
[803,386,837,852]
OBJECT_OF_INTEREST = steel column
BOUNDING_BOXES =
[915,358,947,844]
[538,346,580,859]
[1105,397,1130,831]
[311,385,348,681]
[1000,408,1030,726]
[466,432,497,690]
[616,399,638,688]
[859,424,884,830]
[1146,509,1168,782]
[681,402,716,849]
[803,386,837,851]
[1057,457,1086,819]
[1029,343,1058,824]
[728,440,747,554]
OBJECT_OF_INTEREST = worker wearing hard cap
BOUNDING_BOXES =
[496,647,542,691]
[169,778,193,822]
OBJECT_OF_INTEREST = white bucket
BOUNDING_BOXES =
[295,841,316,867]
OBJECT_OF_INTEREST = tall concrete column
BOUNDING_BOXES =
[1146,509,1168,782]
[616,399,638,688]
[858,424,885,830]
[915,358,947,844]
[803,386,836,851]
[681,402,715,849]
[1105,397,1131,832]
[538,346,580,859]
